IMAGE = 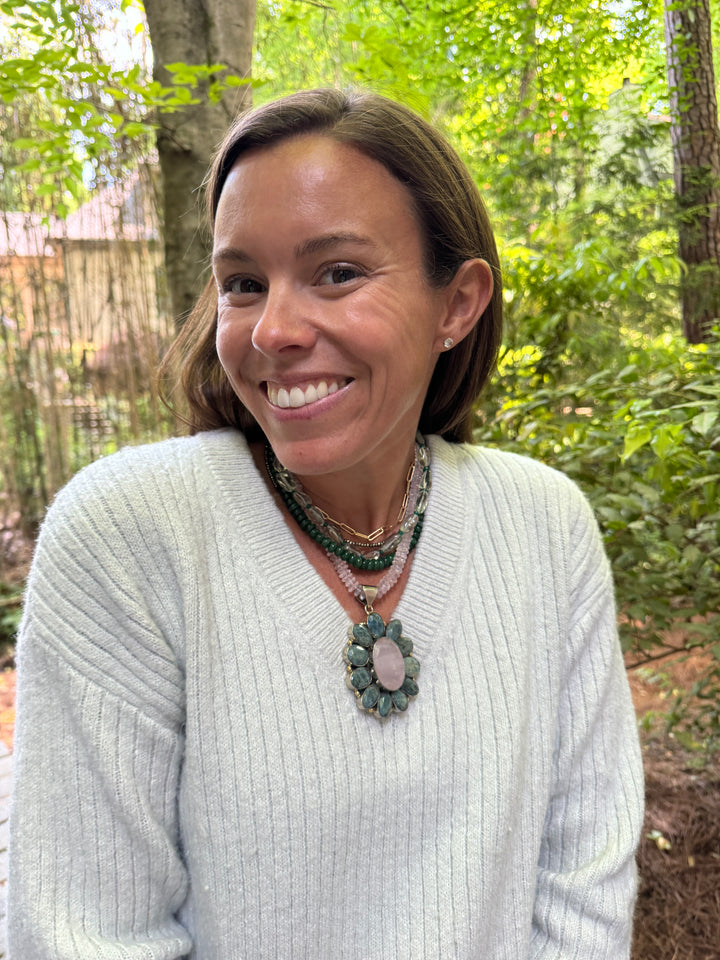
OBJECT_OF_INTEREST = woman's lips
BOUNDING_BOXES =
[266,378,350,409]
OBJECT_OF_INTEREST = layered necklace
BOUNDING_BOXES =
[265,433,431,719]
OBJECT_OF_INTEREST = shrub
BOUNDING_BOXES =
[476,331,720,748]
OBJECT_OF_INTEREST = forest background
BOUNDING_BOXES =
[1,0,720,755]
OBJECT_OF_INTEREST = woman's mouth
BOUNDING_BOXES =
[266,378,350,410]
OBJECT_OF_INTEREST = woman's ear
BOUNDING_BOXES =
[435,259,494,350]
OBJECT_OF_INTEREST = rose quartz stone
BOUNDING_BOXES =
[373,637,405,691]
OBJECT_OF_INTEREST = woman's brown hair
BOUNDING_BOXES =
[161,87,502,443]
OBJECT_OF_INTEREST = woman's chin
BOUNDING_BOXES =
[265,434,359,478]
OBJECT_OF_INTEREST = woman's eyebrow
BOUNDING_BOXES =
[294,232,376,258]
[212,246,253,267]
[212,233,376,269]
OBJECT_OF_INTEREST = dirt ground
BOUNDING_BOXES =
[0,671,14,753]
[1,657,718,958]
[628,654,720,960]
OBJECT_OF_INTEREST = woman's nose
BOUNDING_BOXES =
[250,286,318,356]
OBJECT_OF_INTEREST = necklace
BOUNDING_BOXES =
[265,437,430,571]
[335,458,423,719]
[266,434,429,719]
[313,458,416,545]
[342,590,420,719]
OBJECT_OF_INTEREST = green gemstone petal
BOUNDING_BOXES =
[404,656,420,678]
[361,684,380,709]
[347,644,369,667]
[391,689,408,711]
[377,691,393,717]
[352,624,373,648]
[367,612,385,638]
[350,667,372,690]
[395,636,413,656]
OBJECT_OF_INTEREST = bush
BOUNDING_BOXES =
[0,583,23,664]
[476,331,720,748]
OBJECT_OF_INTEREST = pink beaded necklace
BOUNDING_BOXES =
[269,435,429,720]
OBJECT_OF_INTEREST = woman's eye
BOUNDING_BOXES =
[317,265,362,286]
[223,276,265,295]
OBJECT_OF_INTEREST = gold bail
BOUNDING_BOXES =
[361,584,378,613]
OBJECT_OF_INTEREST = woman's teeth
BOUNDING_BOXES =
[267,379,345,409]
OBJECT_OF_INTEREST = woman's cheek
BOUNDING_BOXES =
[215,308,246,367]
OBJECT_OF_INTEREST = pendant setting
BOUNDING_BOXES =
[343,597,420,719]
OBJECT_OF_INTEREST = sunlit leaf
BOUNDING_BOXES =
[691,410,719,436]
[622,424,652,459]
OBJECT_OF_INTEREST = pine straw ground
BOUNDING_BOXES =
[0,656,718,957]
[634,742,720,960]
[629,656,720,960]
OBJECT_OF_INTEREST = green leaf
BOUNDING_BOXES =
[120,121,149,138]
[682,545,703,565]
[674,730,704,752]
[650,424,682,459]
[687,384,720,396]
[12,137,39,150]
[665,523,684,544]
[622,424,652,460]
[691,410,718,436]
[631,481,661,503]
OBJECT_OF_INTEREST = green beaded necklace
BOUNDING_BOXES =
[264,438,430,572]
[266,437,430,720]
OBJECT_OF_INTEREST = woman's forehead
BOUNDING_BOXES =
[213,135,424,254]
[221,135,394,198]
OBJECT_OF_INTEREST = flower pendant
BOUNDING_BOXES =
[343,611,420,719]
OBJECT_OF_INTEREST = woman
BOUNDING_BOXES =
[9,89,643,958]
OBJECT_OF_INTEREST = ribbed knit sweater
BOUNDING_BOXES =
[9,429,643,959]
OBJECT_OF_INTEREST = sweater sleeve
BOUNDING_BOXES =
[8,457,192,959]
[529,486,644,959]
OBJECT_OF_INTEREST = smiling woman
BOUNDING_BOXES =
[211,134,483,483]
[8,89,644,960]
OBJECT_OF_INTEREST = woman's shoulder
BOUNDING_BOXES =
[64,427,243,483]
[428,436,611,601]
[45,428,249,533]
[428,435,603,563]
[430,435,585,502]
[60,428,244,491]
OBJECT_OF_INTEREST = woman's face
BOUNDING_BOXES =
[213,134,456,479]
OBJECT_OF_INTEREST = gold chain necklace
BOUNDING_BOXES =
[311,459,416,545]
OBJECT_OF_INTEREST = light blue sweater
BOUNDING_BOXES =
[9,430,643,958]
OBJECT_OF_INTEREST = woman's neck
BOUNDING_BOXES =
[295,449,416,538]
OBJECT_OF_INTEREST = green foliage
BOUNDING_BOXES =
[0,0,249,213]
[0,585,22,656]
[476,332,720,746]
[256,0,682,348]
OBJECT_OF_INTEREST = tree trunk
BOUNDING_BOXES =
[143,0,256,327]
[663,0,720,343]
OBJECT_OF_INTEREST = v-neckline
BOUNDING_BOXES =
[201,429,468,670]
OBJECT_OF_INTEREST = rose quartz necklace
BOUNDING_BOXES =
[268,434,430,719]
